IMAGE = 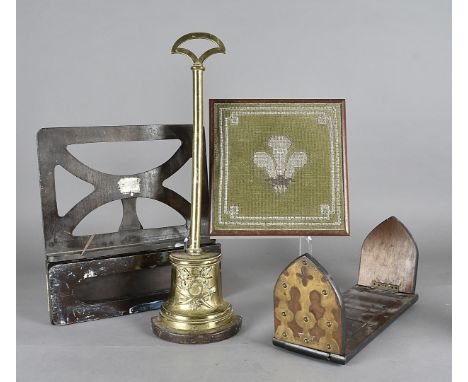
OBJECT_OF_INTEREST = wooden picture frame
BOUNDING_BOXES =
[209,99,349,236]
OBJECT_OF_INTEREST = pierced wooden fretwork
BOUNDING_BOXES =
[37,124,211,261]
[37,124,216,325]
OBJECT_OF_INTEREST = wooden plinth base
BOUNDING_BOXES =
[151,315,242,344]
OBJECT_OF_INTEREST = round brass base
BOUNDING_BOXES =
[151,314,242,344]
[151,249,241,344]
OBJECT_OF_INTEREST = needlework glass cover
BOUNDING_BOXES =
[210,100,349,235]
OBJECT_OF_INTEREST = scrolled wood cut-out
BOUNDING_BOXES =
[37,124,216,325]
[37,124,211,261]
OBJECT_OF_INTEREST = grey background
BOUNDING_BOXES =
[17,0,451,381]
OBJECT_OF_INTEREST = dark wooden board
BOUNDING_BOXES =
[37,124,215,324]
[37,124,211,260]
[343,285,418,362]
[48,242,220,325]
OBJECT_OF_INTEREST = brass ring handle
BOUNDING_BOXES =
[171,32,226,66]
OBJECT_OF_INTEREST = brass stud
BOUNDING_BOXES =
[302,260,308,265]
[281,311,286,317]
[282,282,287,288]
[304,338,309,343]
[322,289,328,296]
[303,316,309,322]
[282,332,287,337]
[326,343,331,350]
[326,321,332,327]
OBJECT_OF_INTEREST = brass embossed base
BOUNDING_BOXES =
[151,250,241,344]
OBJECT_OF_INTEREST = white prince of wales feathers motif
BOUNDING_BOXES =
[253,136,308,193]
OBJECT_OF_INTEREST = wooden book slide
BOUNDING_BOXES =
[272,216,418,364]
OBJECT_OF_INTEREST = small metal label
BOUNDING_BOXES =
[118,177,141,195]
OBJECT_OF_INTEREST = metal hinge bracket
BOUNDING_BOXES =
[370,280,400,293]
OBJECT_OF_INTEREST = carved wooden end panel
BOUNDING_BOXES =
[273,254,345,355]
[358,216,418,294]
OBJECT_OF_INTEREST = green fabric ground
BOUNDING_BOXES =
[212,102,346,233]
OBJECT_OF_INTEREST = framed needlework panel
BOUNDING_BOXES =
[209,99,349,236]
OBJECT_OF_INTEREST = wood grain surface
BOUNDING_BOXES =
[358,216,418,294]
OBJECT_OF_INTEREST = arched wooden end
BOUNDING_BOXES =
[273,254,345,356]
[358,216,418,294]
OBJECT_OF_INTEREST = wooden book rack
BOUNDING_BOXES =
[272,217,418,364]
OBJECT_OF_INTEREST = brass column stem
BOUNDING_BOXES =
[152,32,241,344]
[189,64,204,252]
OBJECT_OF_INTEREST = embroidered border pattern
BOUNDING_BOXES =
[216,105,343,228]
